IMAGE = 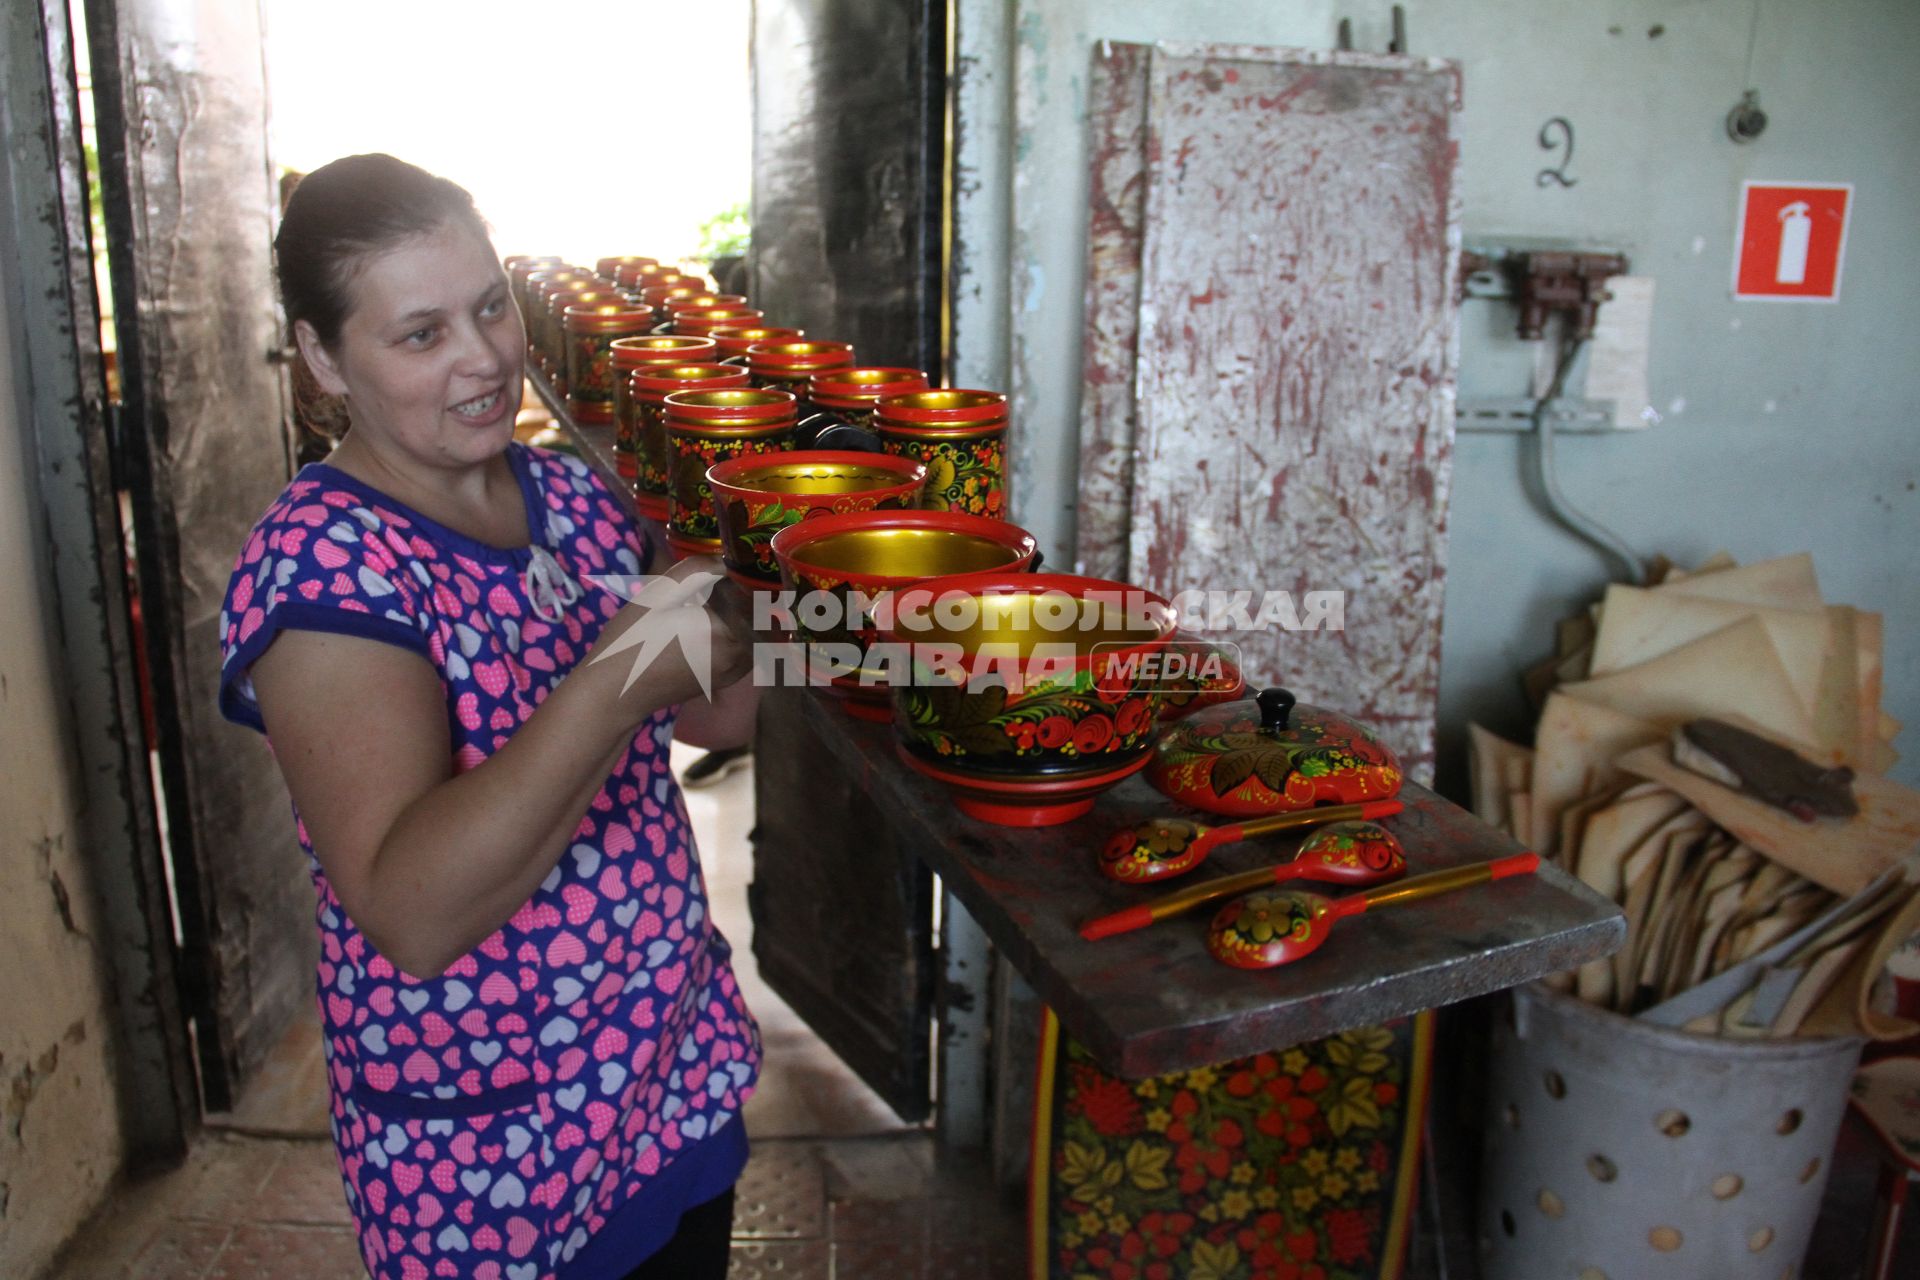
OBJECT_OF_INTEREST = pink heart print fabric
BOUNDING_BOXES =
[218,444,761,1279]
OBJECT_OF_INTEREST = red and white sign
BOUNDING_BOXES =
[1732,182,1852,302]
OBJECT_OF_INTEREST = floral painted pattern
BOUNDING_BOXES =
[882,434,1005,517]
[720,491,912,581]
[566,331,620,420]
[1034,1013,1431,1280]
[635,400,676,503]
[217,445,761,1280]
[1207,891,1329,969]
[1151,704,1402,817]
[896,671,1157,768]
[1295,824,1402,876]
[667,431,788,544]
[1099,820,1199,882]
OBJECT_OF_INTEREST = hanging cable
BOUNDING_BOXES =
[1532,335,1646,586]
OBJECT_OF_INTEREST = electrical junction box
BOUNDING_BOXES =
[1457,237,1654,433]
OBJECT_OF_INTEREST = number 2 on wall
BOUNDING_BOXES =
[1536,117,1577,188]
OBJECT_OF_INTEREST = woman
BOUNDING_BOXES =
[217,154,760,1280]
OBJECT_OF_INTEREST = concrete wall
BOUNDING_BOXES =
[953,0,1920,789]
[0,153,127,1279]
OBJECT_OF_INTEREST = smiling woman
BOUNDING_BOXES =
[282,158,523,487]
[216,154,759,1280]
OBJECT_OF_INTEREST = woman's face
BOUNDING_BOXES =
[299,220,525,470]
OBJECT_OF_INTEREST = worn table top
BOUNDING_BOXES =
[536,369,1626,1078]
[764,687,1622,1078]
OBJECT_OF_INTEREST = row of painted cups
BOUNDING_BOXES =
[501,255,1006,558]
[504,255,1218,828]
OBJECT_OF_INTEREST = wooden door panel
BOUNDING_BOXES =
[750,690,934,1121]
[1083,44,1462,777]
[745,0,946,1121]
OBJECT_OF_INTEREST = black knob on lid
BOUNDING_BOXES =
[1257,687,1296,733]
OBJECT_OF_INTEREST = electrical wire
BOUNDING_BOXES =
[1741,0,1764,90]
[1532,335,1646,586]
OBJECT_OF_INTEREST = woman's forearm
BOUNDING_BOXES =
[360,611,698,976]
[366,682,635,976]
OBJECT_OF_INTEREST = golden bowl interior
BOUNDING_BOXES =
[671,388,791,409]
[762,342,844,356]
[886,390,1004,412]
[795,527,1026,578]
[723,461,918,496]
[644,364,737,382]
[618,336,702,349]
[835,368,925,387]
[901,591,1164,658]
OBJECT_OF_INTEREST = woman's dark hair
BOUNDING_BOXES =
[274,154,488,347]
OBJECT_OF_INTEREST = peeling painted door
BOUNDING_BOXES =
[85,0,310,1109]
[1077,44,1462,777]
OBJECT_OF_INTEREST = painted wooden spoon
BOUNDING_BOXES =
[1096,798,1405,884]
[1205,853,1542,968]
[1080,821,1408,941]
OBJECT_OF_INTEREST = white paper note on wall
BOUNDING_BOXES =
[1585,276,1657,429]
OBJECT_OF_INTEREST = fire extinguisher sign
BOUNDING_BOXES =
[1732,181,1853,302]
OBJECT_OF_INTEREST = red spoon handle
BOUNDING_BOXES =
[1080,862,1285,940]
[1354,852,1541,914]
[1490,852,1540,879]
[1079,904,1156,941]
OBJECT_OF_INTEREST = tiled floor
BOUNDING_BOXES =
[54,748,1023,1278]
[52,1129,1023,1279]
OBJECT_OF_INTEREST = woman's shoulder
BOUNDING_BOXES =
[218,475,439,702]
[230,468,438,588]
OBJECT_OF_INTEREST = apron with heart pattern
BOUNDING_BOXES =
[219,444,761,1279]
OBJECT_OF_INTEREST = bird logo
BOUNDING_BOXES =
[584,571,725,699]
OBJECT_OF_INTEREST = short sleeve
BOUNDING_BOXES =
[217,479,436,733]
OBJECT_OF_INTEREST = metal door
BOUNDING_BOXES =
[745,0,948,1124]
[85,0,309,1109]
[5,0,196,1162]
[749,0,945,373]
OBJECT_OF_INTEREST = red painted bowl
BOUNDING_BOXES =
[873,573,1177,826]
[769,511,1039,720]
[708,451,928,588]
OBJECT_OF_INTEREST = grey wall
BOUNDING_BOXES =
[953,0,1920,789]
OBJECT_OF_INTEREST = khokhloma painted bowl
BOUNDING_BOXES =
[874,572,1177,826]
[708,451,928,588]
[769,511,1038,721]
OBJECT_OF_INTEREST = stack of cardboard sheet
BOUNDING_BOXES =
[1469,553,1920,1038]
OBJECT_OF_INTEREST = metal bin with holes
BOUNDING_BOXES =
[1478,982,1863,1280]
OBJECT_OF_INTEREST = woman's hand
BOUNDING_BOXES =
[574,555,755,733]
